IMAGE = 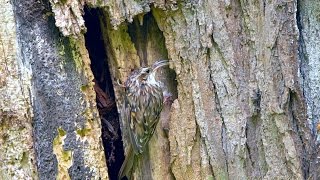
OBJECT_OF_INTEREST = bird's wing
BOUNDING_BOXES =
[126,95,162,154]
[124,92,144,154]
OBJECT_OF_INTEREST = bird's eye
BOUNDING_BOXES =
[145,69,150,73]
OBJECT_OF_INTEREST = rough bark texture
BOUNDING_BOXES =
[298,0,320,178]
[0,0,108,179]
[298,0,320,136]
[0,0,37,178]
[1,0,319,179]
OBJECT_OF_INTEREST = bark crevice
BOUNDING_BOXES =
[245,88,267,178]
[83,7,124,179]
[287,89,308,178]
[212,80,229,176]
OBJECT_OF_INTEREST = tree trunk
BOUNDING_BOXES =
[0,0,319,179]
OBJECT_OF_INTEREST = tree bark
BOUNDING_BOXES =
[1,0,108,179]
[0,0,37,179]
[0,0,319,179]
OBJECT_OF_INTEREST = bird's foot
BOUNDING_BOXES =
[163,91,174,106]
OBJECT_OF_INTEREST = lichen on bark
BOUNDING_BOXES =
[10,0,109,179]
[0,0,37,178]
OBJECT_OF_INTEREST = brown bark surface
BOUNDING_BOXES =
[1,0,319,179]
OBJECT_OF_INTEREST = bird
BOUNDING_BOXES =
[118,60,169,180]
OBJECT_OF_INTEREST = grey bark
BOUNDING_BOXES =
[0,0,108,179]
[298,0,320,178]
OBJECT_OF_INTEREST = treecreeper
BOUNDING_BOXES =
[118,60,170,180]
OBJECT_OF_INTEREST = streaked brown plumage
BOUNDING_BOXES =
[118,60,169,180]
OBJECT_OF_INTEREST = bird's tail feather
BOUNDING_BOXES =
[118,146,135,180]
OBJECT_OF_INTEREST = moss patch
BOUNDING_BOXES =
[76,128,91,138]
[53,127,73,180]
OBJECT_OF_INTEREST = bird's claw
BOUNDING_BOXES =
[163,91,174,105]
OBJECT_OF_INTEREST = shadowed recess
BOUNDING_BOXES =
[128,12,178,100]
[83,6,124,180]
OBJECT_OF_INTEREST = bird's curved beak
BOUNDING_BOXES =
[152,60,169,71]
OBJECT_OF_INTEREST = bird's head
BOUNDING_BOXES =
[135,60,169,85]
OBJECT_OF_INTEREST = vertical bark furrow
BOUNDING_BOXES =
[288,90,308,178]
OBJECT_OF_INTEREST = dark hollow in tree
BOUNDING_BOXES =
[83,6,125,180]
